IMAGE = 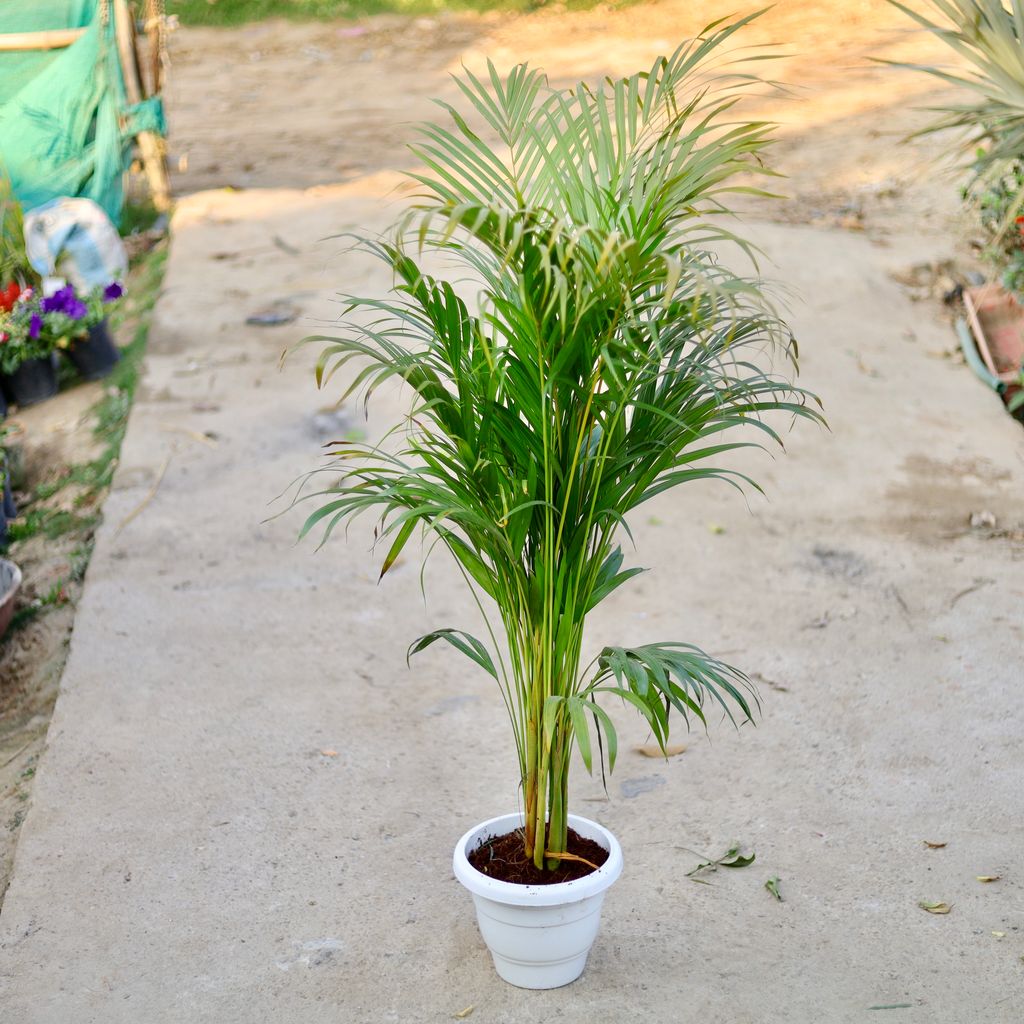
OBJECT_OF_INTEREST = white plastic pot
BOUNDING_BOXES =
[452,812,623,989]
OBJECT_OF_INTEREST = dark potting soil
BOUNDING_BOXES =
[467,826,609,885]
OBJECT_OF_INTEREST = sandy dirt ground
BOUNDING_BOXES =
[164,0,970,238]
[0,387,103,899]
[1,2,1023,1021]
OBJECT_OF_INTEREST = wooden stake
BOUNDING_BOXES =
[0,29,86,51]
[114,0,171,212]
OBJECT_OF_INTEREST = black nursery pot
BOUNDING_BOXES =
[0,472,14,547]
[67,320,121,381]
[2,353,59,407]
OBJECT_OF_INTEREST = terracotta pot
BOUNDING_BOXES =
[964,284,1024,382]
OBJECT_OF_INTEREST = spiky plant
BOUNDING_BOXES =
[0,175,34,287]
[299,14,822,871]
[889,1,1024,191]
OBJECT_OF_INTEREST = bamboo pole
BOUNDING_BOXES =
[113,0,170,212]
[0,29,86,51]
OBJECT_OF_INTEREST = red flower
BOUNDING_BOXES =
[0,281,20,312]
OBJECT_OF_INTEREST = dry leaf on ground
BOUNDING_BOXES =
[454,1007,475,1020]
[923,840,947,849]
[918,900,952,915]
[634,743,687,758]
[976,875,1000,883]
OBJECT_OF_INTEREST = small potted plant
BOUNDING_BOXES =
[58,280,124,381]
[298,15,821,989]
[0,281,59,406]
[0,280,123,406]
[890,1,1024,410]
[0,179,41,410]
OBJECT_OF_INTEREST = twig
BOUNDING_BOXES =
[949,577,994,608]
[272,234,300,256]
[544,850,600,871]
[159,424,218,447]
[886,583,911,618]
[752,672,789,693]
[116,454,172,535]
[1,740,32,770]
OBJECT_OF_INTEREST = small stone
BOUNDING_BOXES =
[620,775,666,799]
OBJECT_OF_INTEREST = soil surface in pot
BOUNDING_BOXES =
[468,827,609,885]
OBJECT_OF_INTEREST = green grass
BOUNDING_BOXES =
[168,0,612,26]
[119,199,164,238]
[6,576,73,633]
[5,508,97,544]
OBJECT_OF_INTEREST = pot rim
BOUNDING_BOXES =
[453,811,623,907]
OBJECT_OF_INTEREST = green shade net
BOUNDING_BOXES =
[0,1,165,224]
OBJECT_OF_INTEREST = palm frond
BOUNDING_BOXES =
[299,15,822,868]
[888,0,1024,185]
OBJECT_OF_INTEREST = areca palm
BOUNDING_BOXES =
[300,14,822,871]
[889,1,1024,187]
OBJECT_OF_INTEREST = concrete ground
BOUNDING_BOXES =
[2,5,1024,1021]
[0,181,1022,1024]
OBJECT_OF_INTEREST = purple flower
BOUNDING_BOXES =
[40,285,76,315]
[29,313,41,339]
[39,285,88,320]
[103,282,124,302]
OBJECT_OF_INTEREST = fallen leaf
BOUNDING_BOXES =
[454,1007,475,1020]
[918,900,952,915]
[856,355,880,378]
[923,840,947,849]
[721,851,755,869]
[992,931,1006,939]
[976,875,1000,883]
[685,843,755,876]
[765,875,782,901]
[320,749,338,757]
[634,743,687,758]
[707,522,726,535]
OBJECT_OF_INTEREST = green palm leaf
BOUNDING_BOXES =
[888,1,1024,191]
[298,14,823,869]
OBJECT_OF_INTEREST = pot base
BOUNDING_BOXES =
[479,892,605,988]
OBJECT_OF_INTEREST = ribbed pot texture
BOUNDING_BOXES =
[453,812,623,989]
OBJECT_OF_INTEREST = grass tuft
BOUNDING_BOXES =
[168,0,618,26]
